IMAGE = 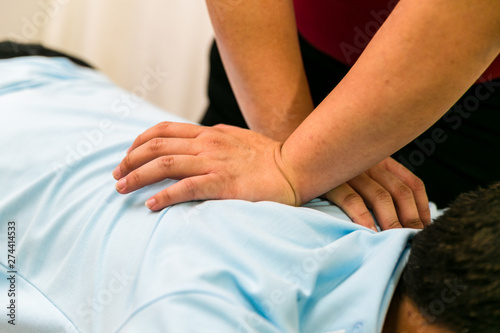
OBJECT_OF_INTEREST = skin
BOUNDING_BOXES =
[113,0,500,227]
[383,290,454,333]
[203,0,430,230]
[279,0,500,204]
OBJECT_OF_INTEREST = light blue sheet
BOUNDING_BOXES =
[0,57,430,333]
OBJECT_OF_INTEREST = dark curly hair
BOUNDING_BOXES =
[401,182,500,333]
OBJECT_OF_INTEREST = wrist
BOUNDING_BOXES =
[273,143,305,206]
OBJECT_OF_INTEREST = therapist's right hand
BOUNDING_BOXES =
[112,122,300,210]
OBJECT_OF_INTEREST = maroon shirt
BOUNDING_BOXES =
[294,0,500,82]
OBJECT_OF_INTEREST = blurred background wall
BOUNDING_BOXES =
[0,0,214,122]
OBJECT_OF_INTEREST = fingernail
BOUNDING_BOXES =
[112,165,122,179]
[371,226,378,232]
[116,178,127,191]
[145,198,156,210]
[127,146,132,154]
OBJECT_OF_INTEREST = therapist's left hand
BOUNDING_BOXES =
[112,122,299,210]
[324,157,431,231]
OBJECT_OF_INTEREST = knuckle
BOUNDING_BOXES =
[158,155,175,172]
[410,177,426,192]
[158,121,171,132]
[197,130,213,140]
[182,178,198,198]
[213,123,229,130]
[394,183,414,200]
[341,192,365,208]
[385,219,401,230]
[147,138,164,154]
[374,188,392,203]
[404,218,424,229]
[160,189,173,205]
[128,171,141,186]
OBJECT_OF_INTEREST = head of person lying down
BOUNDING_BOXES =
[384,182,500,333]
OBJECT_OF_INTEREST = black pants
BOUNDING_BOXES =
[201,36,500,208]
[0,41,93,68]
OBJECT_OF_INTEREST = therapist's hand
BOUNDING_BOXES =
[112,122,299,210]
[325,157,431,231]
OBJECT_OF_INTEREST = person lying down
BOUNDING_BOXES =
[0,56,498,333]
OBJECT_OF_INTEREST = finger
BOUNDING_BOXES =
[366,164,424,229]
[325,183,378,232]
[114,138,198,179]
[382,158,431,226]
[145,174,223,211]
[115,155,208,194]
[348,173,402,230]
[127,121,205,154]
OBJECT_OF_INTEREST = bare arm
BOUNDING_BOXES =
[205,0,313,142]
[113,0,500,226]
[205,0,433,229]
[281,0,500,203]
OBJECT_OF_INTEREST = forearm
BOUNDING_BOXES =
[205,0,313,141]
[281,0,500,204]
